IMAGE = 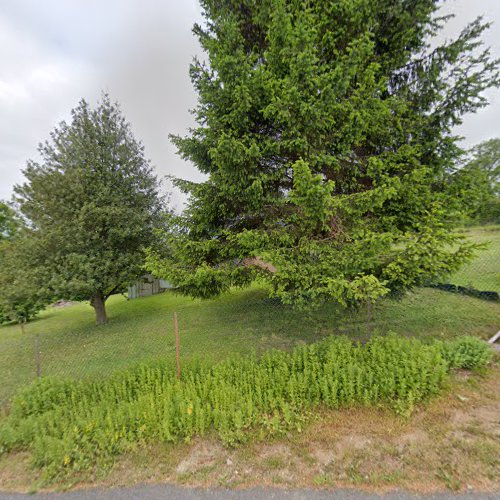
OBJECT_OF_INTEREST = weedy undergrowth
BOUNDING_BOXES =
[0,334,492,481]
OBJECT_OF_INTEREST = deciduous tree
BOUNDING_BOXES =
[451,138,500,223]
[0,237,45,329]
[15,95,163,325]
[0,204,44,328]
[0,201,19,241]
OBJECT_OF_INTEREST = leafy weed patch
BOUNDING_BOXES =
[0,334,492,482]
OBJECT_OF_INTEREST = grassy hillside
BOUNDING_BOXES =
[1,286,499,406]
[0,226,499,406]
[449,226,500,292]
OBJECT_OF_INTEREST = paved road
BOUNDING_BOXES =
[0,486,498,500]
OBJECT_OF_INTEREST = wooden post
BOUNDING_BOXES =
[35,335,41,378]
[174,312,181,380]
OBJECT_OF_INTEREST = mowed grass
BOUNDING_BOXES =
[1,286,499,406]
[449,225,500,292]
[0,225,498,406]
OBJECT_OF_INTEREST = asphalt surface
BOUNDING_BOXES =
[0,486,499,500]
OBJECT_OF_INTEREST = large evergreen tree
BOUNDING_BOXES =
[15,95,163,324]
[148,0,499,307]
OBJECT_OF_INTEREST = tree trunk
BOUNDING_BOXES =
[90,292,108,325]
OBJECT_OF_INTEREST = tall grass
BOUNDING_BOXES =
[0,334,492,482]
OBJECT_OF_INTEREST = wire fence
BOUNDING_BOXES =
[1,229,499,409]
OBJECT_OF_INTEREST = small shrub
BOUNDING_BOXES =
[0,334,490,481]
[439,336,493,370]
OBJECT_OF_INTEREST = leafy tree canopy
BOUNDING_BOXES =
[147,0,499,308]
[469,138,500,223]
[15,95,164,324]
[467,138,500,197]
[450,138,500,223]
[0,201,19,241]
[0,204,45,327]
[0,236,46,328]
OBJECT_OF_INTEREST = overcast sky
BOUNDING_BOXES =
[0,0,499,208]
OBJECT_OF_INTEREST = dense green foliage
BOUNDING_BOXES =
[0,334,491,480]
[147,0,499,308]
[0,202,19,242]
[14,95,163,325]
[0,203,46,326]
[0,242,46,327]
[439,335,493,370]
[452,138,500,224]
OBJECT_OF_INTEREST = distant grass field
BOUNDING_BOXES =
[449,225,500,292]
[0,226,498,406]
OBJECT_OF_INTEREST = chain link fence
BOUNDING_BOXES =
[1,227,499,410]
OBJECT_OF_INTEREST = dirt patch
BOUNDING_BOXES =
[51,300,77,309]
[0,452,36,492]
[334,434,372,455]
[397,429,429,446]
[311,447,336,466]
[175,440,223,475]
[258,443,292,460]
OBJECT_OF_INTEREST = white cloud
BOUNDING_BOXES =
[0,0,498,206]
[0,10,97,199]
[0,1,204,208]
[0,80,30,103]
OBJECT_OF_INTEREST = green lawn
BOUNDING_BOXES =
[0,225,499,407]
[449,225,500,292]
[1,285,499,406]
